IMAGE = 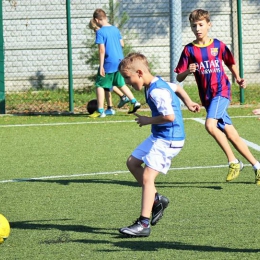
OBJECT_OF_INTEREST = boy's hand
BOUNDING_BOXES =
[188,63,197,74]
[100,67,106,77]
[237,78,246,89]
[188,102,200,113]
[134,113,149,127]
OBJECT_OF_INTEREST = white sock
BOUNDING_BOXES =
[229,159,239,165]
[253,161,260,170]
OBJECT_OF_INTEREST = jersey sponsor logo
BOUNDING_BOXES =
[195,60,221,74]
[211,48,218,57]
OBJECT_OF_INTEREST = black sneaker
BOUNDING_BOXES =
[151,195,169,226]
[128,101,141,114]
[119,219,151,237]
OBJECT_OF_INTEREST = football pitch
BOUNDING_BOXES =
[1,107,260,260]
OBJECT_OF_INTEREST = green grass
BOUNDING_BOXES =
[0,109,260,259]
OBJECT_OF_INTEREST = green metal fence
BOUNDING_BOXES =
[2,0,260,114]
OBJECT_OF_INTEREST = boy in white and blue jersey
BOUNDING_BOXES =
[118,53,200,237]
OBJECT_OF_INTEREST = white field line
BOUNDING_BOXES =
[0,115,257,128]
[0,164,252,184]
[191,118,260,152]
[0,120,135,127]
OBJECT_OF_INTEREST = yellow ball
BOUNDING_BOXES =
[0,214,10,244]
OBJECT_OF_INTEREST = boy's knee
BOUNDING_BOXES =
[126,155,134,170]
[205,122,213,133]
[126,155,142,170]
[205,119,218,134]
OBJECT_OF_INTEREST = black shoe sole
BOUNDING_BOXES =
[127,104,141,114]
[119,230,150,238]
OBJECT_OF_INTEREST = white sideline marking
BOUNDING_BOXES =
[191,118,260,152]
[0,164,252,184]
[0,115,256,128]
[0,120,135,128]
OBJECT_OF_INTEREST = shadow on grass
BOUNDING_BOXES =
[10,219,260,253]
[108,240,260,253]
[10,219,115,236]
[11,177,233,190]
[13,178,139,187]
[12,177,228,190]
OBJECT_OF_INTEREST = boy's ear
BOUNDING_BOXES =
[137,69,144,78]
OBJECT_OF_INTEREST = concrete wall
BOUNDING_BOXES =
[3,0,260,92]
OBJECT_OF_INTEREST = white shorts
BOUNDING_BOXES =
[132,135,185,174]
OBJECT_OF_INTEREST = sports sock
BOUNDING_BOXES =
[253,161,260,170]
[154,192,159,202]
[107,106,112,110]
[229,159,239,165]
[139,216,150,227]
[130,98,137,104]
[97,108,104,113]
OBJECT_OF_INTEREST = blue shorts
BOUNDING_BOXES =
[205,96,232,131]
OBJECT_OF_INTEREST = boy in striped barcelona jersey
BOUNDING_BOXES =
[175,9,260,185]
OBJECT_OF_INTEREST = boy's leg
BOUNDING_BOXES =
[89,87,106,118]
[96,87,105,109]
[205,118,236,162]
[224,124,258,166]
[113,72,140,112]
[113,86,130,108]
[205,96,243,181]
[141,166,159,218]
[119,138,181,237]
[120,85,141,113]
[105,89,113,107]
[104,88,115,115]
[119,163,158,237]
[112,86,124,97]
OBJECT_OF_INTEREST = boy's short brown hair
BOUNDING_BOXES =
[93,8,107,20]
[189,9,210,23]
[119,52,150,73]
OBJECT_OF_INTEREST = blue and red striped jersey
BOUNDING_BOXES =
[175,39,235,107]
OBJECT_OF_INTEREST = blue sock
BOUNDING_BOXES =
[130,98,136,104]
[154,192,159,202]
[139,216,150,227]
[97,108,104,113]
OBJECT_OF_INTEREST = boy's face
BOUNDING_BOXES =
[190,19,211,40]
[120,68,143,91]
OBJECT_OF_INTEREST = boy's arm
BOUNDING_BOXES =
[134,113,174,127]
[98,44,106,77]
[176,63,197,82]
[175,85,200,112]
[120,39,124,48]
[227,64,246,88]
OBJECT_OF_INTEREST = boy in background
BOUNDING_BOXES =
[90,9,140,118]
[88,18,130,115]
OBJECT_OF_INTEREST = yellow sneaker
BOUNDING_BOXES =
[226,160,243,182]
[88,111,106,118]
[255,169,260,186]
